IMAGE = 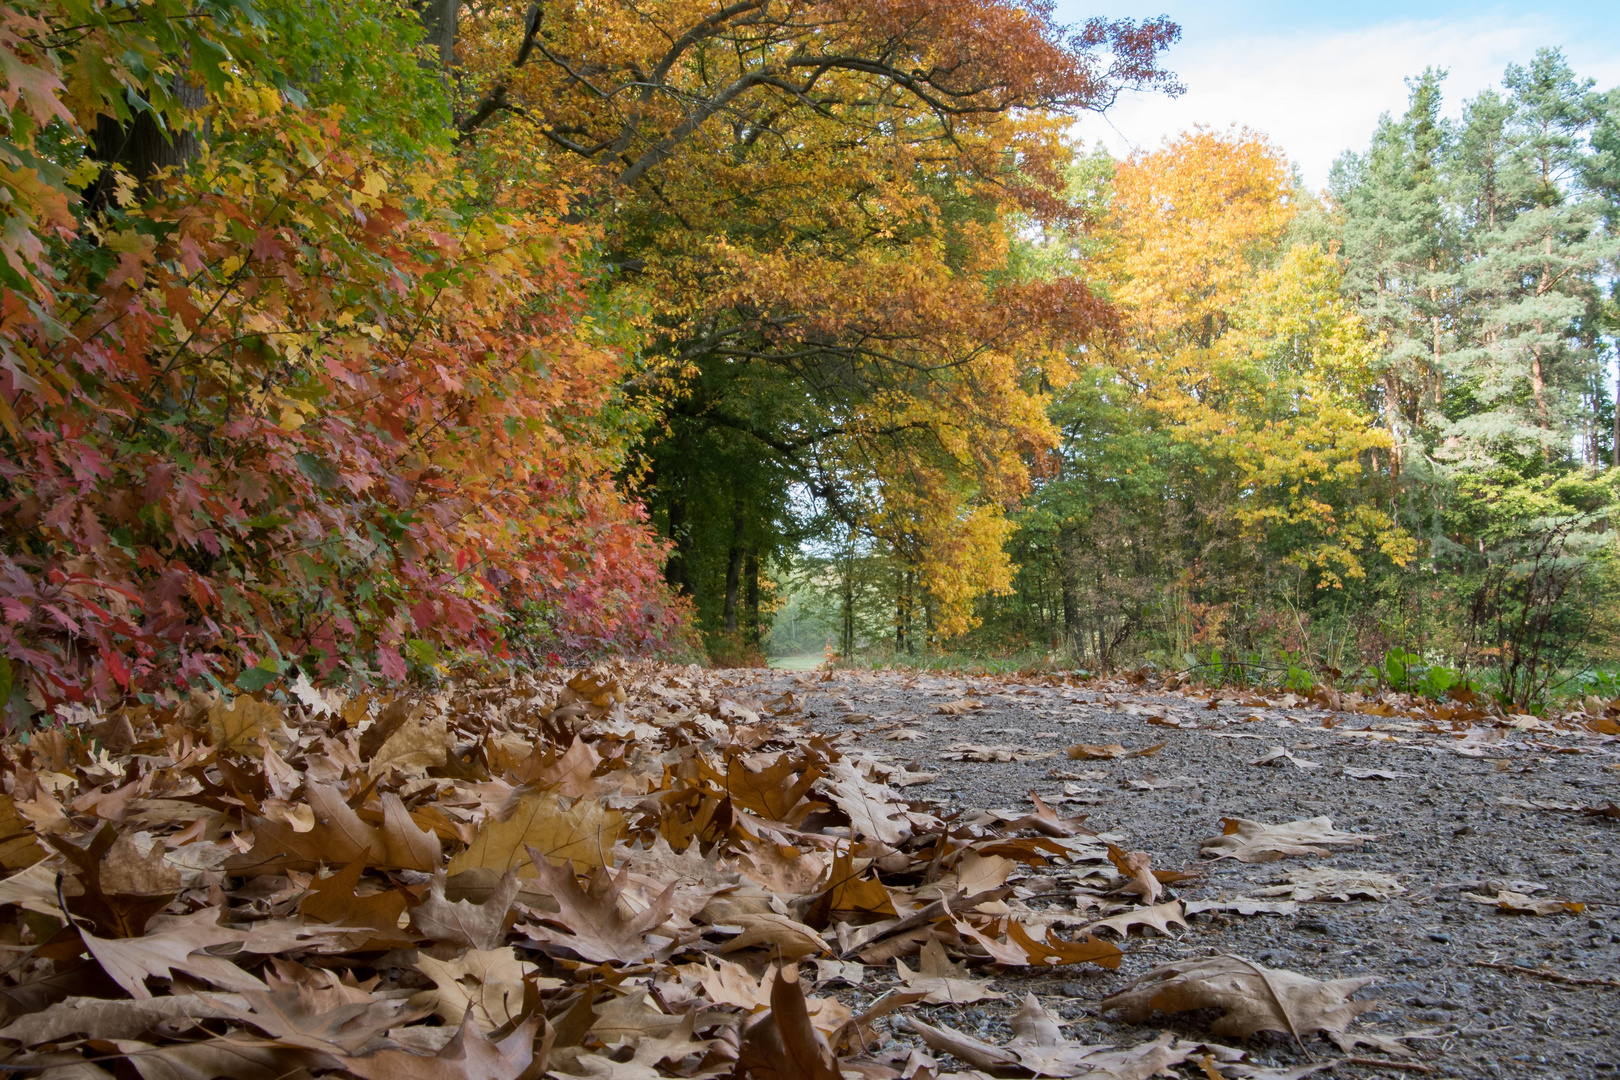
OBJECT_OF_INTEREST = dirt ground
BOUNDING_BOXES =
[735,665,1620,1080]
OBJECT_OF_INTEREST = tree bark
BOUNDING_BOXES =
[1057,525,1081,656]
[411,0,462,68]
[743,549,760,644]
[722,511,744,633]
[88,80,206,206]
[664,498,689,595]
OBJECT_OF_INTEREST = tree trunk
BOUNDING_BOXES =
[839,529,856,657]
[893,570,904,653]
[1057,526,1081,656]
[664,498,689,595]
[411,0,462,68]
[88,80,206,207]
[722,511,744,633]
[1529,337,1549,431]
[743,549,760,644]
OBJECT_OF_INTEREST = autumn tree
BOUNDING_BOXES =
[441,0,1178,649]
[0,0,687,714]
[996,132,1411,666]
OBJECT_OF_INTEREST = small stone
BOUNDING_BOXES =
[1428,932,1451,943]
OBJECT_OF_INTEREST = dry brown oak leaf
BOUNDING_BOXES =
[1081,900,1189,939]
[346,1012,551,1080]
[298,857,412,941]
[1105,844,1162,905]
[215,958,428,1054]
[720,912,831,960]
[410,868,523,950]
[208,695,293,753]
[1462,888,1586,915]
[895,938,1006,1005]
[448,788,625,875]
[560,1012,720,1080]
[998,793,1095,838]
[1099,954,1378,1040]
[811,842,897,918]
[953,918,1123,969]
[823,759,912,846]
[102,1036,333,1080]
[708,751,827,827]
[225,783,439,873]
[51,825,180,937]
[906,993,1213,1078]
[0,995,243,1044]
[0,793,46,869]
[1254,868,1404,902]
[80,907,270,999]
[1199,817,1374,863]
[1066,742,1164,761]
[734,964,842,1080]
[414,945,545,1030]
[519,853,678,963]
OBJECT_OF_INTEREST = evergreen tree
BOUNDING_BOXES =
[1330,69,1458,477]
[1446,49,1614,464]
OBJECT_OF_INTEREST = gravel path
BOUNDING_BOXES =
[733,666,1620,1080]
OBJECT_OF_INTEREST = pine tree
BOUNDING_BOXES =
[1446,49,1615,464]
[1330,69,1459,477]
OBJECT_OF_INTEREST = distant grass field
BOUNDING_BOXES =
[767,653,827,670]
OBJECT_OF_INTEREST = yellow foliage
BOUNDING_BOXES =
[1097,131,1413,586]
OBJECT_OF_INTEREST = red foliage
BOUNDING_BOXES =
[0,82,687,710]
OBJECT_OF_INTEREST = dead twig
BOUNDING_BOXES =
[1471,960,1620,988]
[1344,1057,1436,1074]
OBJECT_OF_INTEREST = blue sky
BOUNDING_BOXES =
[1053,2,1620,190]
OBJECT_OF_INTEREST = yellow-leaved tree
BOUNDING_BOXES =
[1101,130,1415,589]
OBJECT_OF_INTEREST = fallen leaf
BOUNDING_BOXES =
[448,789,625,875]
[1249,746,1320,770]
[300,858,411,939]
[905,996,1216,1078]
[895,939,1005,1005]
[1105,845,1162,905]
[410,869,521,950]
[734,965,841,1080]
[1200,818,1374,863]
[520,855,677,963]
[413,946,537,1030]
[824,759,911,846]
[346,1012,549,1080]
[1100,954,1378,1039]
[0,794,46,869]
[721,912,830,959]
[1081,900,1188,938]
[1254,868,1404,903]
[226,784,440,874]
[209,696,291,753]
[1123,773,1199,791]
[1461,889,1585,915]
[80,908,268,999]
[216,959,427,1053]
[1184,898,1300,917]
[0,995,243,1044]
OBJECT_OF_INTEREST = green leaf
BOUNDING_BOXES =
[234,666,279,692]
[0,657,13,706]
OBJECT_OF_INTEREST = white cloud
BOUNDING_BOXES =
[1074,13,1620,192]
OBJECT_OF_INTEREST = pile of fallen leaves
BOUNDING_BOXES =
[0,664,1415,1080]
